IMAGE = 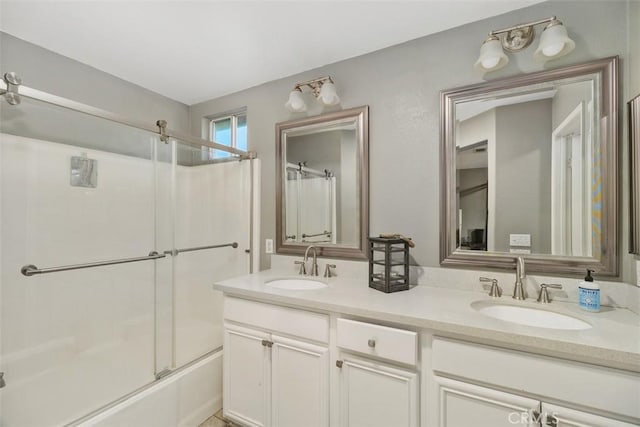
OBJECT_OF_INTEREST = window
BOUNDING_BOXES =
[207,109,247,159]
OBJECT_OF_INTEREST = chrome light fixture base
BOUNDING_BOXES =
[502,25,535,52]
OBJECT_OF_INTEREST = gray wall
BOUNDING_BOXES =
[189,1,632,280]
[494,99,552,253]
[287,131,342,175]
[0,32,189,132]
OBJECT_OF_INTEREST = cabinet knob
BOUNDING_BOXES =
[336,360,343,368]
[368,339,376,348]
[261,339,273,348]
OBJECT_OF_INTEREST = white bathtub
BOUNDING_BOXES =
[75,350,222,427]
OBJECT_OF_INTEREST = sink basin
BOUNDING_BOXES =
[471,301,591,330]
[266,278,328,290]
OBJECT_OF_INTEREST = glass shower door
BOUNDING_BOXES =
[0,97,172,426]
[0,93,252,426]
[171,139,251,367]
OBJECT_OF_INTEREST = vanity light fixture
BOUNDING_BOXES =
[285,76,340,112]
[475,16,575,73]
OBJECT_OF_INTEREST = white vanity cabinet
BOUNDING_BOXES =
[224,324,271,427]
[335,318,419,427]
[541,402,639,427]
[219,293,639,427]
[223,297,330,427]
[436,376,539,427]
[431,337,640,427]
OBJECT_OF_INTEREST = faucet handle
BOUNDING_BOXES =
[294,260,307,275]
[480,277,501,298]
[537,283,563,303]
[324,264,336,278]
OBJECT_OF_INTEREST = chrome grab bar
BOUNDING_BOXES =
[164,242,238,256]
[301,231,331,238]
[21,251,165,277]
[20,242,239,276]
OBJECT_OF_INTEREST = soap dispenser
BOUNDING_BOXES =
[578,269,600,312]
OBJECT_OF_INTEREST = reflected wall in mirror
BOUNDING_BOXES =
[441,57,618,276]
[276,106,369,259]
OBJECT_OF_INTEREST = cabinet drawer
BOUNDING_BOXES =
[337,318,417,365]
[224,296,329,343]
[432,337,640,420]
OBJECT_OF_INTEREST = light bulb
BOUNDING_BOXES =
[542,42,564,57]
[285,89,306,112]
[318,81,340,106]
[290,97,305,111]
[474,36,508,73]
[481,57,500,70]
[533,21,575,62]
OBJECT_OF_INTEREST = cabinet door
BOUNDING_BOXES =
[223,324,271,427]
[338,354,418,427]
[436,376,539,427]
[271,335,329,427]
[543,402,639,427]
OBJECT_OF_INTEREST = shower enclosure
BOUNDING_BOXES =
[284,162,337,244]
[0,75,258,426]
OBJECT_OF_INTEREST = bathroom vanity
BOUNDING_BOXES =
[214,270,640,427]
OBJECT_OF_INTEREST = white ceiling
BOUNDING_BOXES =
[0,1,542,105]
[456,89,558,121]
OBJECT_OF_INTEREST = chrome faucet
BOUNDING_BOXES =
[537,283,563,304]
[304,245,319,276]
[480,277,502,297]
[512,257,526,300]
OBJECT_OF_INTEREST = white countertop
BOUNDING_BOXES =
[214,271,640,372]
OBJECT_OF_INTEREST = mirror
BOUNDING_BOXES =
[276,106,369,259]
[441,57,618,276]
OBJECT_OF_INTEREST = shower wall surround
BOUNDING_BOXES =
[189,0,639,286]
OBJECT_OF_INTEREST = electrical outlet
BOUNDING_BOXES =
[265,239,274,254]
[509,234,531,247]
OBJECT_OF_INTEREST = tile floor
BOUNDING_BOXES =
[198,409,235,427]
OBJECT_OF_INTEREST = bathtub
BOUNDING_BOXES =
[73,350,222,427]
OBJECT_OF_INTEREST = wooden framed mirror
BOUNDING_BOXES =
[276,106,369,259]
[440,57,618,276]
